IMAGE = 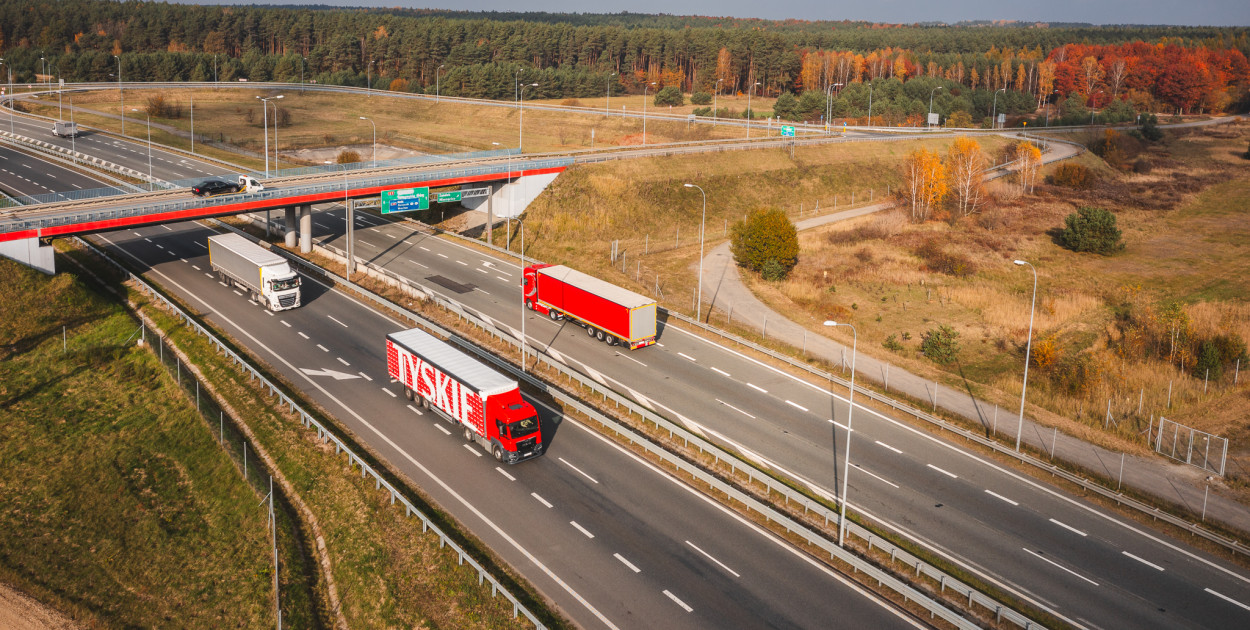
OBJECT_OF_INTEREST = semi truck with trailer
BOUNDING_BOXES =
[386,327,544,464]
[207,233,302,311]
[522,264,657,349]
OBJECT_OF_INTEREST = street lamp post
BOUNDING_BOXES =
[746,81,760,139]
[519,82,538,151]
[256,95,284,178]
[131,108,152,183]
[69,96,76,157]
[928,86,944,128]
[823,320,857,547]
[642,81,656,145]
[514,68,522,110]
[823,82,842,134]
[359,116,376,167]
[366,60,373,97]
[1013,260,1037,452]
[683,183,708,320]
[189,93,194,154]
[436,64,445,102]
[520,218,528,374]
[991,88,1006,129]
[605,71,616,116]
[114,55,124,136]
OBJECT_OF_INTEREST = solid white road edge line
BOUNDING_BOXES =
[685,540,740,578]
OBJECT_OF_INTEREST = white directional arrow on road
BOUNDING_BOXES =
[300,368,361,381]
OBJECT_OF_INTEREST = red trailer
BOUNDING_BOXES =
[523,264,657,350]
[386,328,544,464]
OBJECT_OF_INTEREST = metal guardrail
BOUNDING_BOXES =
[71,234,548,629]
[231,222,1040,630]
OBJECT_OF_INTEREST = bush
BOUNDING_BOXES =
[947,111,973,128]
[654,86,683,106]
[921,325,961,364]
[1049,163,1094,189]
[1132,158,1153,174]
[914,239,976,277]
[336,150,361,164]
[690,91,712,105]
[561,98,582,107]
[760,258,787,281]
[883,334,904,352]
[730,207,799,278]
[1140,113,1163,142]
[692,106,711,117]
[1057,206,1125,255]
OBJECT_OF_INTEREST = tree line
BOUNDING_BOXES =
[1,0,1246,121]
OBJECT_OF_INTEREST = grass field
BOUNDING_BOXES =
[24,88,767,168]
[0,258,275,627]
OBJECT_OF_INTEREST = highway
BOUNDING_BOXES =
[0,144,103,197]
[296,206,1250,630]
[92,219,920,630]
[7,97,1250,629]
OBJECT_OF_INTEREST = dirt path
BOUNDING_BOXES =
[0,584,80,630]
[696,131,1250,535]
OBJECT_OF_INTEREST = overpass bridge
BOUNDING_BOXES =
[0,149,570,271]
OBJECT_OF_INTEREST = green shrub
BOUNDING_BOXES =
[1049,163,1094,189]
[915,240,977,277]
[920,325,961,364]
[690,91,712,105]
[1140,113,1163,142]
[654,86,683,106]
[692,106,712,117]
[760,258,787,281]
[1058,206,1125,255]
[883,334,904,351]
[730,207,799,278]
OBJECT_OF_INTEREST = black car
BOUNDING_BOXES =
[192,179,238,197]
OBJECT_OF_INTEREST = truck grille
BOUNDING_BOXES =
[278,294,298,308]
[518,437,539,454]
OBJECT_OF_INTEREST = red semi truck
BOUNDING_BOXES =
[386,327,544,464]
[522,264,657,350]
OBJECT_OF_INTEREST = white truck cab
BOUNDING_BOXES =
[238,175,264,193]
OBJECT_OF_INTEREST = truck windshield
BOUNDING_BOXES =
[507,417,539,439]
[271,276,301,291]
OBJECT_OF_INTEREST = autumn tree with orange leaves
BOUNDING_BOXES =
[947,137,987,217]
[903,148,947,222]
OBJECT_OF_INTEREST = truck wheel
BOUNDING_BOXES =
[586,326,597,338]
[606,334,618,346]
[492,444,505,462]
[403,387,414,401]
[548,310,560,321]
[464,426,474,442]
[526,300,535,310]
[596,329,606,342]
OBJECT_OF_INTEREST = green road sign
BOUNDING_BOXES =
[381,187,429,214]
[781,125,795,137]
[435,191,463,203]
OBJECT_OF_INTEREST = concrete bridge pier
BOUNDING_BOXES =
[0,237,55,274]
[284,206,297,247]
[299,205,312,253]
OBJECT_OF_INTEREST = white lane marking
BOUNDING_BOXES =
[496,276,510,282]
[463,444,483,457]
[559,457,599,484]
[1023,548,1099,586]
[475,268,488,274]
[195,242,207,249]
[327,315,349,328]
[985,490,1019,506]
[663,590,692,613]
[1049,518,1088,537]
[281,320,291,328]
[161,225,173,231]
[337,357,351,367]
[716,399,756,419]
[1206,588,1250,611]
[316,343,330,352]
[155,244,164,249]
[614,553,641,573]
[297,332,309,339]
[875,440,902,454]
[677,352,697,362]
[927,464,958,479]
[685,540,740,578]
[434,424,451,436]
[407,404,424,415]
[133,231,142,237]
[656,342,664,347]
[206,273,215,278]
[232,290,243,296]
[191,264,201,270]
[830,420,851,431]
[144,237,152,242]
[571,521,595,539]
[358,372,373,381]
[382,388,397,398]
[264,311,274,317]
[531,492,553,508]
[419,246,430,251]
[437,253,448,258]
[180,258,188,263]
[495,466,515,481]
[747,382,767,393]
[456,260,468,266]
[785,400,808,412]
[1122,551,1164,571]
[614,351,647,367]
[711,367,730,377]
[852,463,899,488]
[97,236,620,630]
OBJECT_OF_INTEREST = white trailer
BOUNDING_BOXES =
[207,233,301,311]
[52,121,78,137]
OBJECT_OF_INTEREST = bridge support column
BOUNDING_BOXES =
[299,205,312,253]
[0,237,55,275]
[284,206,297,248]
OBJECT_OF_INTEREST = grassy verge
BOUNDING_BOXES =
[65,237,569,629]
[0,257,276,627]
